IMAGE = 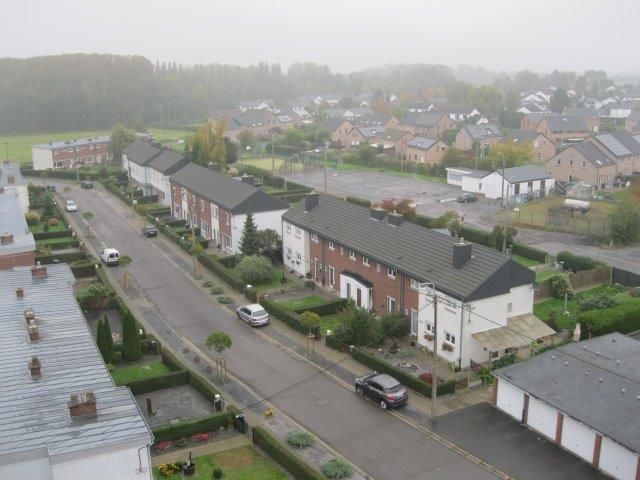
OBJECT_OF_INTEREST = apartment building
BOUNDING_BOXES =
[31,136,111,170]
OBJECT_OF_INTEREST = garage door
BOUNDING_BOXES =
[527,397,557,440]
[599,437,637,480]
[496,380,524,421]
[561,416,596,463]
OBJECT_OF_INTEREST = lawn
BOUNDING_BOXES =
[277,294,328,311]
[336,162,446,184]
[0,130,109,164]
[153,445,286,480]
[535,269,566,282]
[240,157,285,172]
[110,361,170,385]
[319,312,346,335]
[229,265,294,292]
[35,236,75,246]
[29,223,68,233]
[512,254,538,268]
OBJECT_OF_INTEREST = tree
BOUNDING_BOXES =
[609,200,640,245]
[188,121,216,167]
[256,228,282,259]
[42,193,56,220]
[206,331,232,354]
[189,237,203,279]
[375,198,417,221]
[63,185,72,199]
[103,315,115,364]
[212,120,227,172]
[550,88,571,114]
[299,311,321,335]
[224,137,238,165]
[356,143,375,166]
[237,255,273,284]
[491,225,517,251]
[238,131,257,150]
[109,124,135,162]
[239,212,260,256]
[122,309,142,361]
[82,211,94,236]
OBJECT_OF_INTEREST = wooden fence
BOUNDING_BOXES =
[534,265,612,301]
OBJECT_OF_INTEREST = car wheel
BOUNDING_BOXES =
[356,386,364,396]
[379,400,388,410]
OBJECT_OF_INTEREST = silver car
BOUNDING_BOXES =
[236,303,270,327]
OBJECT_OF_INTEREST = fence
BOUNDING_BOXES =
[534,265,612,301]
[612,267,640,287]
[512,209,609,236]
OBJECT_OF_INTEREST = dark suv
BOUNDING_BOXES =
[142,225,158,237]
[355,373,408,409]
[81,180,94,189]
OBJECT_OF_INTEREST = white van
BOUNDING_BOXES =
[99,248,120,265]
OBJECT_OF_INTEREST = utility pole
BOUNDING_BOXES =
[500,152,508,253]
[324,141,330,193]
[431,292,439,421]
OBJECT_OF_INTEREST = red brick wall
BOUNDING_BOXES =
[0,250,36,270]
[309,234,418,314]
[51,142,109,168]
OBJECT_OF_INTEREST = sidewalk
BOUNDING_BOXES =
[152,435,250,466]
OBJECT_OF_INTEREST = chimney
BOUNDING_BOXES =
[370,207,386,221]
[16,287,24,299]
[386,210,403,227]
[6,175,13,185]
[29,356,41,378]
[31,265,48,279]
[303,192,320,212]
[28,322,39,342]
[69,390,97,418]
[24,307,35,322]
[452,238,472,269]
[0,233,13,245]
[240,174,255,185]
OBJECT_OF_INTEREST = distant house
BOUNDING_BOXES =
[406,102,434,113]
[322,93,346,106]
[545,142,616,187]
[458,165,554,200]
[536,116,590,146]
[236,99,272,112]
[0,189,35,269]
[563,107,600,133]
[501,130,555,163]
[170,163,288,254]
[31,136,111,170]
[448,106,481,122]
[625,111,640,134]
[324,118,356,148]
[379,129,415,159]
[401,112,455,139]
[213,110,270,139]
[405,137,448,165]
[348,126,385,147]
[518,103,547,115]
[585,131,640,177]
[598,101,632,119]
[446,167,491,190]
[521,112,557,131]
[455,124,503,151]
[289,106,313,125]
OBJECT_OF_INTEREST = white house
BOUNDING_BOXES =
[466,165,554,200]
[446,167,491,190]
[493,333,640,480]
[0,265,153,480]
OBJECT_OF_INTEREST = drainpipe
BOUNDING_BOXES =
[321,236,326,286]
[399,272,405,314]
[458,299,466,371]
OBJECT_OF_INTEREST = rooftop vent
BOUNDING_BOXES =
[28,322,39,342]
[24,308,35,322]
[240,174,255,185]
[31,265,48,279]
[387,210,403,227]
[370,207,386,221]
[0,233,13,245]
[303,192,320,212]
[28,356,41,378]
[452,238,472,269]
[68,390,97,418]
[16,287,24,299]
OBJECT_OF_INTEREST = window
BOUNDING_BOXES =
[569,159,573,166]
[489,351,499,360]
[329,266,335,286]
[376,263,381,272]
[295,228,301,238]
[296,252,302,260]
[311,233,319,243]
[410,308,418,321]
[386,296,397,312]
[478,182,482,190]
[507,302,513,313]
[410,278,420,290]
[329,241,335,250]
[556,158,561,166]
[349,250,356,260]
[225,212,230,226]
[200,199,205,211]
[445,332,456,345]
[425,323,433,332]
[582,161,586,168]
[362,256,369,266]
[445,298,456,310]
[287,247,292,255]
[387,266,396,278]
[286,224,291,233]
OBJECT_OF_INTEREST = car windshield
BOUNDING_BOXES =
[252,309,267,317]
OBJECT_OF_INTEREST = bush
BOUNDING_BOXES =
[579,294,618,311]
[321,459,353,479]
[25,211,41,225]
[197,253,245,292]
[236,255,274,284]
[419,372,433,384]
[122,308,142,361]
[217,296,233,304]
[76,283,113,310]
[557,251,599,272]
[123,370,190,395]
[47,217,59,227]
[304,280,316,289]
[252,426,325,480]
[378,313,410,339]
[286,431,315,449]
[345,196,371,208]
[459,225,493,248]
[629,287,640,297]
[212,465,224,479]
[578,300,640,337]
[36,251,87,264]
[210,286,224,295]
[33,229,71,240]
[512,243,547,263]
[202,280,213,288]
[261,298,319,339]
[292,298,348,316]
[153,411,235,441]
[548,275,573,299]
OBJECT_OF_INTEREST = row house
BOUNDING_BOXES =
[121,141,189,206]
[521,112,556,131]
[545,142,616,187]
[213,110,270,140]
[325,118,356,148]
[170,163,288,254]
[398,112,455,139]
[348,126,385,147]
[31,136,111,170]
[563,107,600,132]
[282,194,546,368]
[0,189,35,269]
[404,137,448,165]
[455,124,503,151]
[536,116,590,147]
[447,106,481,123]
[501,130,556,163]
[288,106,313,126]
[585,131,640,177]
[379,129,415,159]
[625,111,640,134]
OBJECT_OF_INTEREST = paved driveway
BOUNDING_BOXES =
[432,403,608,480]
[63,184,498,480]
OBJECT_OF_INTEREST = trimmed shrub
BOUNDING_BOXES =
[378,313,411,339]
[252,426,325,480]
[304,280,316,289]
[236,255,274,284]
[414,214,435,228]
[70,262,98,278]
[557,251,599,272]
[210,286,224,295]
[292,298,348,316]
[321,459,353,479]
[197,253,245,292]
[261,298,320,339]
[345,196,371,208]
[578,301,640,337]
[512,243,547,263]
[459,225,493,247]
[153,411,235,441]
[37,251,87,264]
[217,296,233,304]
[579,294,618,311]
[76,283,113,310]
[122,370,190,395]
[33,229,71,240]
[548,275,573,299]
[325,333,346,352]
[286,431,315,449]
[25,211,41,225]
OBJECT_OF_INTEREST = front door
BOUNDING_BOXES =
[356,288,362,307]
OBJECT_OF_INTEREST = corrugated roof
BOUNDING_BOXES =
[122,140,162,166]
[147,149,189,175]
[32,136,110,150]
[494,333,640,454]
[0,191,35,256]
[283,195,533,301]
[472,314,555,352]
[407,136,437,150]
[572,143,616,167]
[499,165,552,183]
[171,163,288,214]
[0,265,152,458]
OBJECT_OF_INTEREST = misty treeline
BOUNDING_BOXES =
[0,53,627,134]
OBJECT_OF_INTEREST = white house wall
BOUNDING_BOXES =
[231,210,286,256]
[461,175,483,194]
[496,380,524,421]
[527,396,557,439]
[282,221,310,276]
[0,456,52,480]
[32,147,53,171]
[599,437,638,480]
[339,275,372,309]
[51,445,152,480]
[561,415,596,463]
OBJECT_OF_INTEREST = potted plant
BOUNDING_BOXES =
[410,334,417,346]
[442,342,454,352]
[424,332,434,341]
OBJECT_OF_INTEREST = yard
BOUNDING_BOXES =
[0,130,109,164]
[229,264,296,292]
[153,445,286,480]
[35,236,76,246]
[110,360,170,385]
[512,254,539,268]
[29,222,68,233]
[336,161,446,183]
[239,157,285,172]
[277,294,328,311]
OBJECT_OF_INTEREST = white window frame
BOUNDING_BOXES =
[507,302,513,313]
[362,256,369,266]
[387,266,396,278]
[311,233,319,243]
[286,224,291,233]
[410,278,420,290]
[349,249,356,260]
[328,241,335,250]
[295,227,302,238]
[329,266,335,286]
[386,296,397,312]
[445,331,456,345]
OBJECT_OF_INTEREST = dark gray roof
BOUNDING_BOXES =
[356,126,385,138]
[148,149,189,175]
[0,265,152,458]
[122,140,161,166]
[502,129,542,144]
[523,112,557,124]
[322,117,350,132]
[499,165,552,183]
[564,107,598,119]
[543,116,587,132]
[407,136,437,150]
[283,195,533,301]
[571,142,616,167]
[463,124,502,140]
[446,167,490,178]
[33,136,110,150]
[170,163,288,214]
[415,112,448,127]
[594,132,640,158]
[494,333,640,454]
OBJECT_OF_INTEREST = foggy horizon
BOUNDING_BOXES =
[2,0,639,76]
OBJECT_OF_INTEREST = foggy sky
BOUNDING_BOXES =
[1,0,638,75]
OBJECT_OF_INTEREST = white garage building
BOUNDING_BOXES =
[493,333,640,480]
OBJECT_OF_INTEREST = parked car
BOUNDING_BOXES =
[142,225,158,237]
[236,303,270,327]
[457,193,478,203]
[65,199,78,212]
[99,248,120,265]
[355,373,408,409]
[45,185,56,193]
[81,180,94,189]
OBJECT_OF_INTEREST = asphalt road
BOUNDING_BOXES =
[65,185,498,480]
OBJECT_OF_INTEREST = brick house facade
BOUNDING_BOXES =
[455,125,503,151]
[405,138,448,165]
[536,116,589,145]
[545,143,617,187]
[31,136,111,170]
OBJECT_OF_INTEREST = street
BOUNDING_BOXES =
[64,185,499,480]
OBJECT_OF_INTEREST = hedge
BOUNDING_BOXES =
[293,298,348,316]
[352,349,455,398]
[197,253,246,293]
[557,251,600,272]
[36,251,87,264]
[123,370,190,395]
[252,426,325,480]
[459,225,493,248]
[160,348,223,400]
[21,168,102,180]
[33,229,71,240]
[160,348,184,372]
[153,410,236,442]
[36,239,79,250]
[261,297,320,339]
[345,196,371,208]
[325,333,347,352]
[70,262,98,278]
[512,243,547,263]
[414,214,435,228]
[578,301,640,337]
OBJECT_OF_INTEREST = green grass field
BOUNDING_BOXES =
[239,157,285,172]
[277,294,328,311]
[153,446,286,480]
[29,223,68,233]
[512,255,538,268]
[110,361,170,385]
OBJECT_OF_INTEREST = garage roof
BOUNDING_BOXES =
[472,314,556,352]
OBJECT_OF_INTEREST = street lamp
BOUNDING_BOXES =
[323,140,330,193]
